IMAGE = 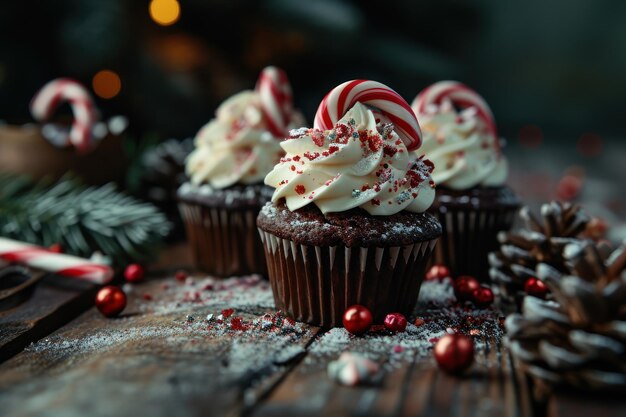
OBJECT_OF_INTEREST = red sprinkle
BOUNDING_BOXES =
[383,144,398,157]
[143,293,153,301]
[295,184,306,195]
[230,317,247,331]
[311,130,325,147]
[304,151,320,161]
[221,308,234,318]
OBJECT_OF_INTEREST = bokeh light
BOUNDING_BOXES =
[92,70,122,99]
[576,132,603,157]
[518,124,543,149]
[149,0,180,26]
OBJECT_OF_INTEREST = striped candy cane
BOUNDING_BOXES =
[255,66,294,137]
[314,80,422,151]
[0,238,113,284]
[412,81,498,148]
[30,78,98,153]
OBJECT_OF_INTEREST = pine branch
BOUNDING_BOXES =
[0,174,171,267]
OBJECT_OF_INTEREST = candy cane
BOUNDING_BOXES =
[314,80,422,151]
[0,238,113,284]
[30,78,98,153]
[255,66,294,137]
[412,81,498,147]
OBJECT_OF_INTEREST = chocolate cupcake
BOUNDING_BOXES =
[178,66,304,277]
[258,80,442,327]
[412,81,520,281]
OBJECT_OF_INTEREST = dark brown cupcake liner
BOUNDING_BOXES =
[179,201,267,277]
[258,229,438,327]
[431,206,518,281]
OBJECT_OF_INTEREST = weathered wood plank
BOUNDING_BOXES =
[253,332,521,417]
[253,277,523,417]
[0,261,96,363]
[548,392,626,417]
[0,273,318,417]
[398,338,513,417]
[0,245,190,364]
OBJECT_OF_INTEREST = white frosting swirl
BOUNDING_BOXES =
[186,90,305,188]
[265,103,436,215]
[417,98,508,190]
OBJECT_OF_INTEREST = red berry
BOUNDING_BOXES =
[525,277,548,299]
[472,286,494,308]
[454,276,480,302]
[175,270,188,282]
[384,313,408,332]
[434,333,474,374]
[556,175,582,201]
[426,264,450,281]
[95,286,127,317]
[343,305,373,335]
[124,264,144,283]
[48,243,63,253]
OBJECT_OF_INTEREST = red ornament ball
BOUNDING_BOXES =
[472,286,494,308]
[434,333,475,374]
[426,264,450,281]
[343,305,373,335]
[95,286,127,317]
[124,264,145,283]
[384,313,408,333]
[454,275,480,302]
[175,270,188,282]
[525,277,549,299]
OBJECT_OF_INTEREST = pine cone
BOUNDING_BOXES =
[489,201,590,308]
[138,138,193,205]
[136,138,193,239]
[506,240,626,393]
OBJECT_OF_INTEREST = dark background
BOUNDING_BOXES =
[1,0,625,232]
[2,0,625,139]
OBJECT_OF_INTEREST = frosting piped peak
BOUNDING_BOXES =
[186,68,305,188]
[264,102,436,215]
[412,81,508,190]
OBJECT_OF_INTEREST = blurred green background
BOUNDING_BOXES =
[1,0,625,232]
[2,0,625,139]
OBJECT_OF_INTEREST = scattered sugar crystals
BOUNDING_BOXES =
[141,274,275,316]
[308,280,503,370]
[25,275,502,379]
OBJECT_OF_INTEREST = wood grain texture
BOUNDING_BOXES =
[253,336,532,417]
[0,275,319,417]
[548,393,626,417]
[0,263,96,363]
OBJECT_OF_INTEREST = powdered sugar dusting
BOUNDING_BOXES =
[23,275,502,379]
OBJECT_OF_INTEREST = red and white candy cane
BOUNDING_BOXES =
[30,78,98,153]
[255,66,294,137]
[314,80,422,151]
[0,238,113,284]
[412,81,498,146]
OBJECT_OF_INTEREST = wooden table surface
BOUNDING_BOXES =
[0,244,624,417]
